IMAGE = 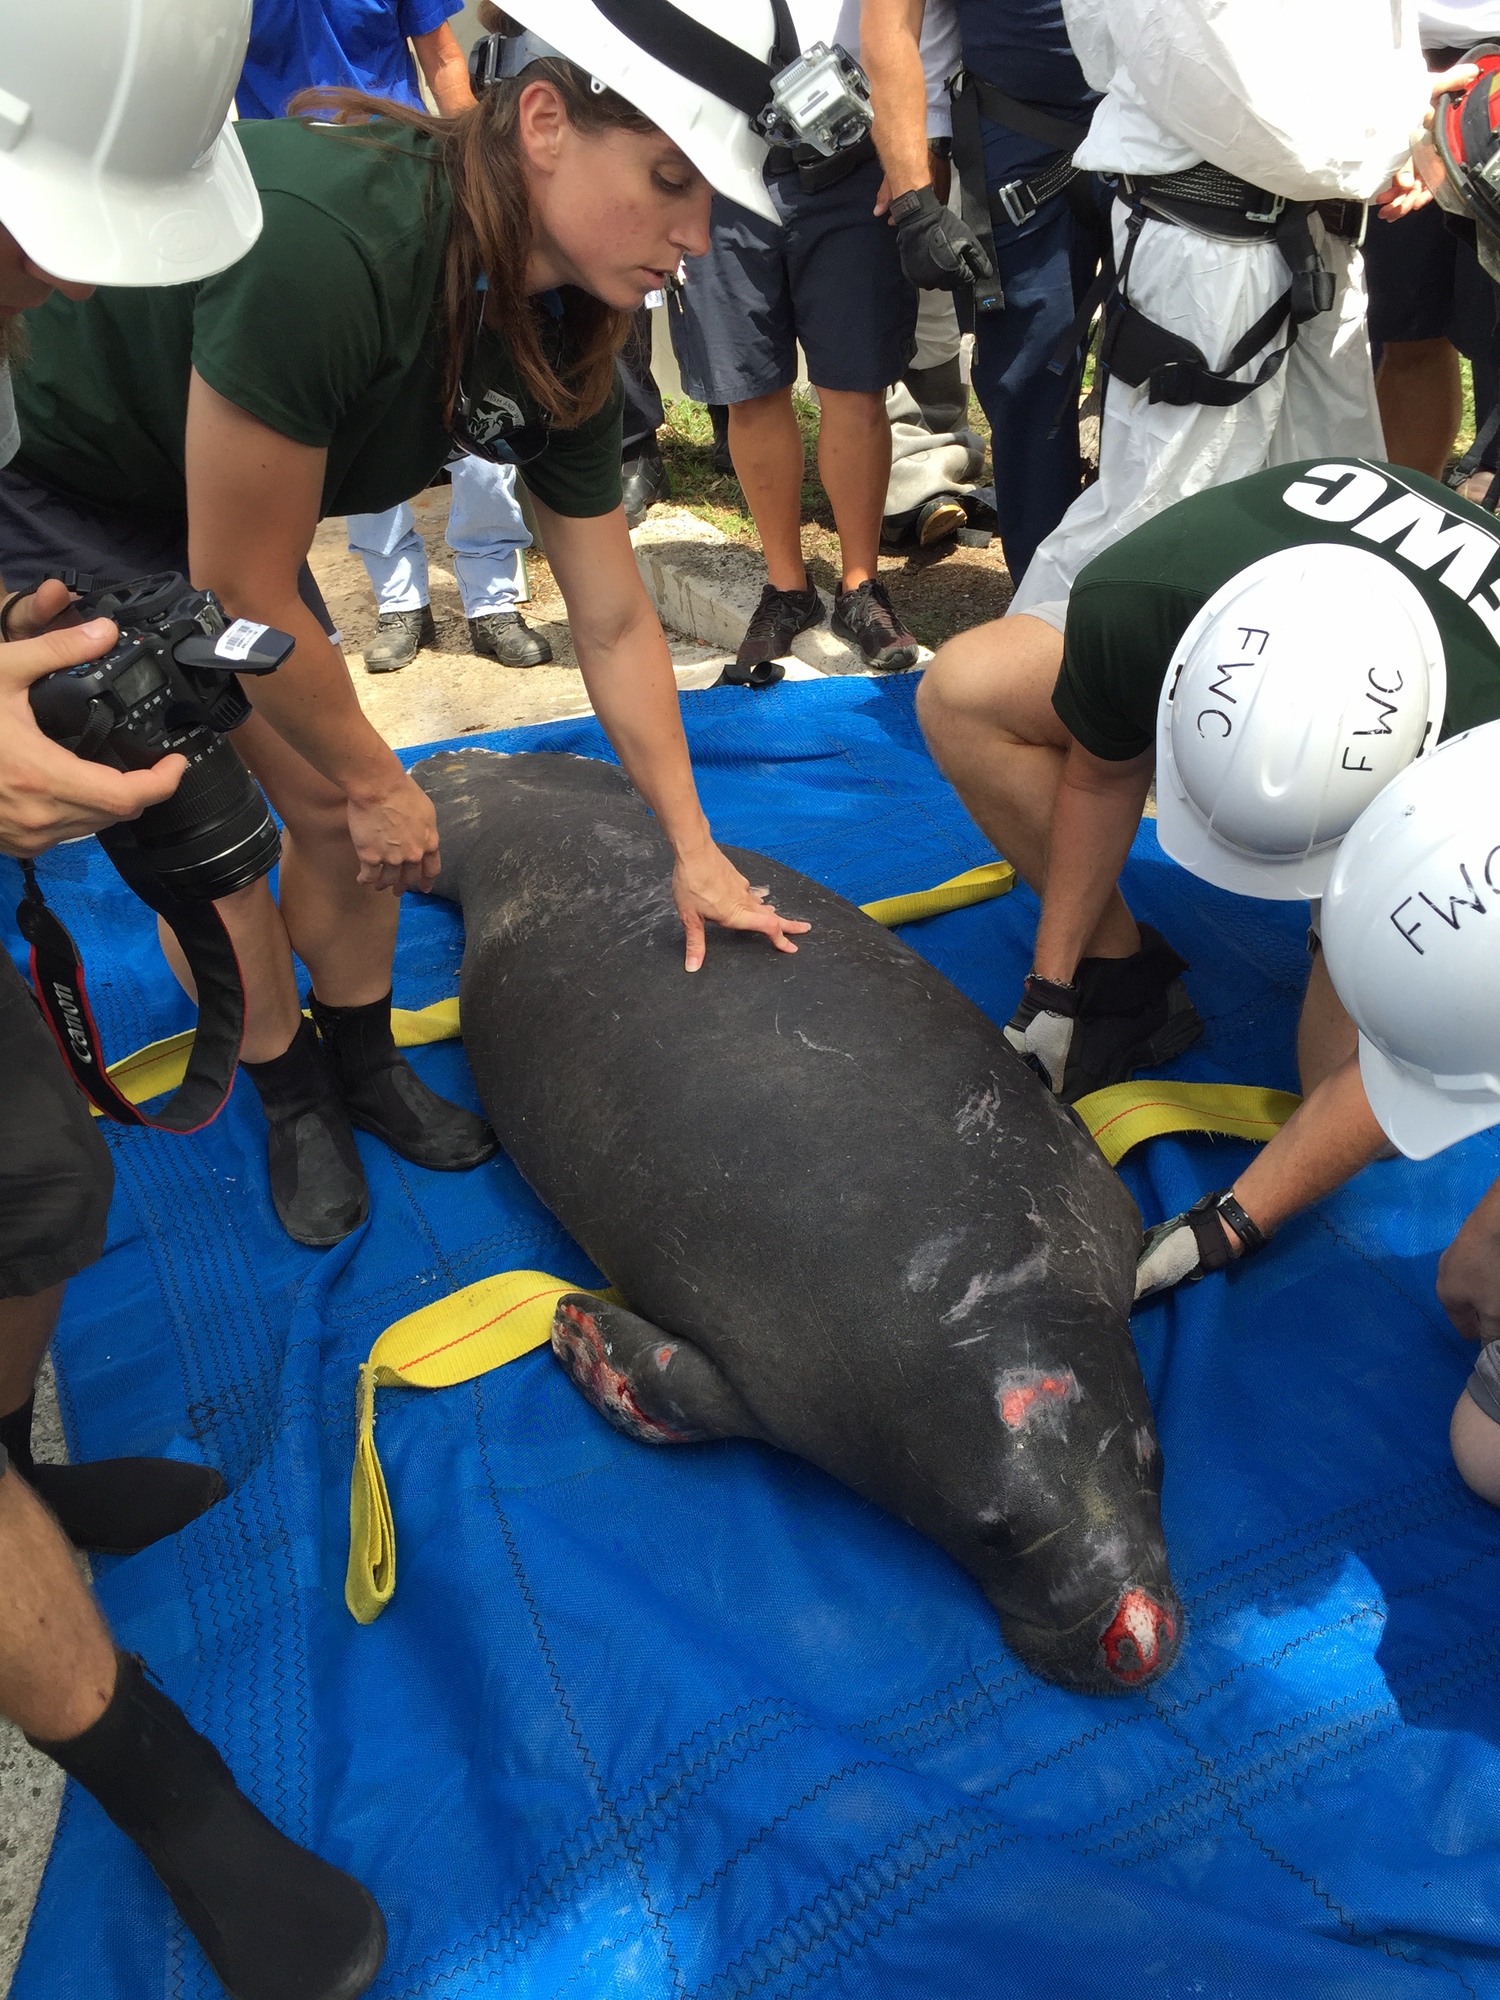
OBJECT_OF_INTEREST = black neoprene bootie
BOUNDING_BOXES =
[310,992,498,1173]
[0,1396,225,1555]
[242,1020,369,1248]
[34,1652,386,2000]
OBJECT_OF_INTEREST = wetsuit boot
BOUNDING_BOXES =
[309,992,497,1173]
[34,1652,385,2000]
[1005,925,1204,1104]
[0,1396,225,1555]
[242,1020,369,1248]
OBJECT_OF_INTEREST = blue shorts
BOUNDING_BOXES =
[670,157,919,402]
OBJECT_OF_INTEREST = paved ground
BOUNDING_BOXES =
[0,488,758,1993]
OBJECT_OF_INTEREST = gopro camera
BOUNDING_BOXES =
[757,43,873,157]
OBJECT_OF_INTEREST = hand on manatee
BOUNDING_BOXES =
[1438,1183,1500,1343]
[347,767,441,894]
[672,843,811,973]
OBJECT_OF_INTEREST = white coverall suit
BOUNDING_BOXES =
[1009,0,1432,624]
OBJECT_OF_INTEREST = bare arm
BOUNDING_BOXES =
[530,498,812,969]
[183,370,438,892]
[411,21,475,117]
[1439,1176,1500,1344]
[861,0,933,203]
[1031,741,1155,984]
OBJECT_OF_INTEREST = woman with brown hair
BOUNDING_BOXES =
[0,0,808,1247]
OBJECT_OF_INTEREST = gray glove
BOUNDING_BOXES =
[888,185,996,294]
[1134,1191,1268,1304]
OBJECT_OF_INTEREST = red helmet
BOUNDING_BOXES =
[1433,46,1500,278]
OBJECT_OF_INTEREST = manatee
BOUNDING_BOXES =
[415,749,1182,1693]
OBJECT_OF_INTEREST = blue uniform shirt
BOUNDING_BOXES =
[237,0,461,119]
[950,0,1095,187]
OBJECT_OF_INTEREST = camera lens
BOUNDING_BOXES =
[129,728,280,900]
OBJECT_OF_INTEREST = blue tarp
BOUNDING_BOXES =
[11,673,1500,1999]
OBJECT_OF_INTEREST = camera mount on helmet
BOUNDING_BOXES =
[469,0,873,160]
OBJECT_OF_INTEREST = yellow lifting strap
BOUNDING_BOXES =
[347,1269,621,1624]
[1072,1079,1301,1169]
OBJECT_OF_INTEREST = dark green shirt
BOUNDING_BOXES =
[13,119,623,521]
[1053,460,1500,760]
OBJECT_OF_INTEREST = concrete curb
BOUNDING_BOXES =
[631,510,929,679]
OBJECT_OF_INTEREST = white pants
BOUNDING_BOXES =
[346,455,531,620]
[1010,203,1385,629]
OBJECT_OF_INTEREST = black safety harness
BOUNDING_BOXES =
[17,840,246,1134]
[948,70,1099,314]
[1095,170,1362,408]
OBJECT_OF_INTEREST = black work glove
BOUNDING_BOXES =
[888,184,996,293]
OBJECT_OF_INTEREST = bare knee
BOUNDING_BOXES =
[917,616,1065,752]
[1451,1388,1500,1506]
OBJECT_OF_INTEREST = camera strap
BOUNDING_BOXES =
[16,837,246,1134]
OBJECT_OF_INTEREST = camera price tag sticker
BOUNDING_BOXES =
[214,619,270,663]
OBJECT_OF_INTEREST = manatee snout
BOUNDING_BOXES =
[996,1577,1184,1694]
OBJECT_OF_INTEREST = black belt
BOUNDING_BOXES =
[764,131,876,194]
[1124,165,1364,245]
[989,150,1085,232]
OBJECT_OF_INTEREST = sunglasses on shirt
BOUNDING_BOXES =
[448,283,554,467]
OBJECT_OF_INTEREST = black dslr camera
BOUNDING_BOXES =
[28,572,293,902]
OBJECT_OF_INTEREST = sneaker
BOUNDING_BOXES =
[363,605,434,674]
[468,610,553,666]
[831,578,921,672]
[734,582,824,679]
[621,448,671,528]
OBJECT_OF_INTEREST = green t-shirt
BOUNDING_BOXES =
[12,119,623,521]
[1053,459,1500,759]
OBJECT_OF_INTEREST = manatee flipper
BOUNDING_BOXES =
[551,1296,766,1446]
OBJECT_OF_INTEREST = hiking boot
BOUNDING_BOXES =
[621,448,671,528]
[730,582,824,688]
[36,1652,386,2000]
[311,992,498,1174]
[882,494,968,552]
[363,605,435,674]
[0,1396,226,1555]
[468,610,552,667]
[242,1020,369,1248]
[831,578,921,672]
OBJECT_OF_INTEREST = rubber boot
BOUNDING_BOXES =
[242,1020,369,1248]
[309,992,497,1173]
[0,1397,225,1555]
[34,1652,385,2000]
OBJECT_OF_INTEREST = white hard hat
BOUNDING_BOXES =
[1155,545,1446,902]
[1323,721,1500,1161]
[499,0,785,223]
[0,0,261,288]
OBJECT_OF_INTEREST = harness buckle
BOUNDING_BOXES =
[1244,193,1287,225]
[995,177,1039,228]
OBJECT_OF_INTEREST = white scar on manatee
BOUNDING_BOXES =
[941,1250,1050,1331]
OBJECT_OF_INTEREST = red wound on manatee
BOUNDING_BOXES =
[995,1367,1080,1432]
[1100,1586,1177,1684]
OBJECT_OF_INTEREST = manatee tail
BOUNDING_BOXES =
[551,1296,766,1446]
